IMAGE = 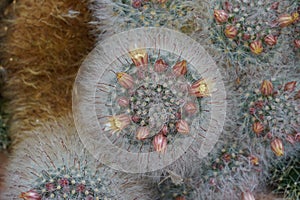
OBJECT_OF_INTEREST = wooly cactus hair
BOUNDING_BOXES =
[0,0,95,145]
[204,0,299,79]
[90,0,210,40]
[1,114,157,200]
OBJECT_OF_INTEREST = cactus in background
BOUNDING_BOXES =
[91,0,209,38]
[207,0,299,74]
[269,150,300,200]
[0,66,9,151]
[157,175,195,200]
[238,78,300,157]
[1,115,156,200]
[193,137,261,200]
[0,108,9,151]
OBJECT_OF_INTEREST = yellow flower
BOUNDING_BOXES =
[129,49,148,67]
[104,114,131,134]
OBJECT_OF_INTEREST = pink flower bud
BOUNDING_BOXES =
[214,10,229,23]
[153,134,167,153]
[271,138,284,156]
[154,59,168,72]
[286,134,296,145]
[117,97,130,107]
[249,107,256,115]
[19,190,41,200]
[184,102,198,115]
[252,121,264,136]
[176,120,190,134]
[264,35,277,46]
[160,125,168,135]
[284,81,297,92]
[270,2,279,10]
[250,40,263,55]
[132,0,142,8]
[76,183,85,192]
[243,34,251,40]
[224,25,238,39]
[136,126,150,140]
[173,60,187,77]
[117,72,134,89]
[294,39,300,49]
[59,178,69,187]
[278,14,294,27]
[260,80,273,96]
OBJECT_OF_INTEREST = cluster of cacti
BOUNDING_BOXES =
[269,150,300,200]
[1,115,156,200]
[208,0,299,72]
[0,0,299,199]
[238,78,299,157]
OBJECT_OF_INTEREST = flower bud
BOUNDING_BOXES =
[284,81,297,92]
[160,124,168,135]
[214,10,229,23]
[132,0,142,8]
[117,97,130,107]
[260,80,273,96]
[224,25,238,39]
[250,40,263,55]
[243,33,251,40]
[117,72,134,89]
[184,102,198,115]
[136,126,150,140]
[154,58,168,72]
[173,60,187,76]
[242,191,255,200]
[270,2,279,10]
[153,134,167,153]
[271,138,284,156]
[294,39,300,49]
[278,14,294,27]
[129,49,148,67]
[249,107,256,115]
[176,120,190,134]
[286,134,296,145]
[249,155,259,166]
[189,79,211,97]
[104,114,131,134]
[252,121,264,136]
[264,35,277,46]
[19,190,41,200]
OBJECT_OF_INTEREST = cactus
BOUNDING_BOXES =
[193,136,261,200]
[1,115,156,199]
[91,0,209,38]
[269,150,300,200]
[206,0,299,74]
[0,108,9,151]
[238,78,300,157]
